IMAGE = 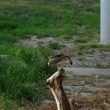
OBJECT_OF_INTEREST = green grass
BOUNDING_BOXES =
[0,45,54,109]
[0,0,106,109]
[0,45,54,101]
[48,42,65,49]
[74,43,110,56]
[0,0,99,44]
[0,95,17,110]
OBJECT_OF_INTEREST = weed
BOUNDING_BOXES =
[0,0,99,43]
[0,0,102,108]
[74,43,110,56]
[48,42,61,49]
[96,63,104,68]
[75,36,90,43]
[58,35,72,40]
[0,45,55,101]
[0,95,17,110]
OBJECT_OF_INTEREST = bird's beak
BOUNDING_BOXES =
[48,62,50,66]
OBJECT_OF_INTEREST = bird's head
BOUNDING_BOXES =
[48,59,51,66]
[48,62,50,66]
[48,58,55,66]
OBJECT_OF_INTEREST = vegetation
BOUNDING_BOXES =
[74,43,110,56]
[0,45,54,100]
[0,0,99,44]
[0,45,55,109]
[0,0,109,109]
[48,42,65,49]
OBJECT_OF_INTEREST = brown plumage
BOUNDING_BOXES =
[48,54,72,68]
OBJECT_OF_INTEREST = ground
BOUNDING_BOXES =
[0,0,110,110]
[19,36,110,110]
[38,67,110,110]
[20,36,110,68]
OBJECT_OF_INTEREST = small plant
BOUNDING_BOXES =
[0,46,55,101]
[59,35,72,40]
[0,0,102,109]
[48,42,61,49]
[0,95,17,110]
[96,63,104,68]
[74,43,100,56]
[75,36,90,43]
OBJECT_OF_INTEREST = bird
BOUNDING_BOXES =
[48,54,72,69]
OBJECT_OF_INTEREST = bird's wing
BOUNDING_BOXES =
[51,54,64,59]
[49,54,72,65]
[65,56,73,65]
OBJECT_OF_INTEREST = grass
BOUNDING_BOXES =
[0,95,18,110]
[48,42,65,49]
[0,45,54,101]
[74,43,110,56]
[0,45,54,109]
[1,0,109,109]
[0,0,99,44]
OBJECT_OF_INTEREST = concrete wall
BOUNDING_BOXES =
[100,0,110,44]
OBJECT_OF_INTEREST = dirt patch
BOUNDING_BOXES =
[19,36,110,110]
[38,68,110,110]
[20,35,110,68]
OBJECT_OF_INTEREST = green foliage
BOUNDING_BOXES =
[0,0,99,44]
[48,42,61,49]
[0,0,103,108]
[75,35,91,43]
[0,46,54,101]
[74,43,110,56]
[0,95,17,110]
[59,35,72,40]
[96,63,103,68]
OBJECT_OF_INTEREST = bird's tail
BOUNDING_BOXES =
[66,56,73,65]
